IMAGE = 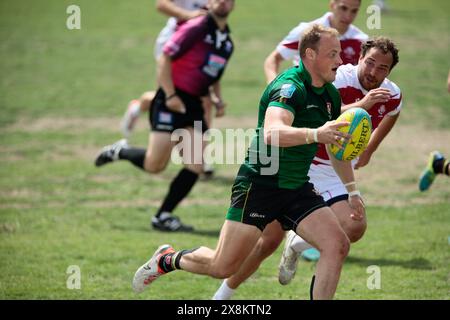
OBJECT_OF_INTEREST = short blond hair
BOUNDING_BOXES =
[299,24,340,58]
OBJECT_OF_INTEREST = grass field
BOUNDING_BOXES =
[0,0,449,300]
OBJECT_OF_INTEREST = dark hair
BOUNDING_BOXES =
[361,37,399,70]
[299,24,339,58]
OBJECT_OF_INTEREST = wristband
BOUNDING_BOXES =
[312,129,318,143]
[344,181,356,187]
[165,93,177,101]
[348,190,361,197]
[305,129,311,144]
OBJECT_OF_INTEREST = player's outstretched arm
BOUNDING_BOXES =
[341,88,391,113]
[263,109,351,148]
[157,54,186,113]
[209,82,226,117]
[355,113,399,169]
[156,0,207,21]
[327,145,365,220]
[263,50,284,84]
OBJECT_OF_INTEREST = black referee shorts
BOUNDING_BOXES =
[149,88,208,133]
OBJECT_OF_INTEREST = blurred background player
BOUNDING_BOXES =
[372,0,389,12]
[121,0,220,176]
[418,71,450,191]
[121,0,207,139]
[213,36,402,299]
[418,151,449,192]
[264,0,368,84]
[447,69,450,93]
[95,0,234,232]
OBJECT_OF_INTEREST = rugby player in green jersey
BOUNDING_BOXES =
[131,24,365,300]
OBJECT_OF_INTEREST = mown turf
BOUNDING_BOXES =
[0,0,449,299]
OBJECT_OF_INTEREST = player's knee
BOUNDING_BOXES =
[210,265,238,279]
[184,164,203,175]
[257,236,282,258]
[144,161,166,173]
[336,235,351,259]
[347,220,367,243]
[321,233,350,261]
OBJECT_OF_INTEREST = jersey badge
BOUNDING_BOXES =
[203,54,226,77]
[280,83,296,99]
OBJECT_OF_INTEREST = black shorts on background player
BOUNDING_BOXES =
[150,88,208,133]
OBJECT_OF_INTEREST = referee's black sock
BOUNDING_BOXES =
[156,168,199,218]
[118,148,146,169]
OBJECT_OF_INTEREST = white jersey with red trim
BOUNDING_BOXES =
[277,12,368,66]
[309,63,403,202]
[154,0,208,59]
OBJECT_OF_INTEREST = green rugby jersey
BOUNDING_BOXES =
[236,61,341,189]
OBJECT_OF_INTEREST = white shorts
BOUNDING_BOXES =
[308,161,355,203]
[154,18,177,59]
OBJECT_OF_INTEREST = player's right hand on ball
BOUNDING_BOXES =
[317,120,351,149]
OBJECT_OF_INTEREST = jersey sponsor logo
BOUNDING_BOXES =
[159,111,173,124]
[378,105,386,117]
[203,54,226,77]
[280,83,296,99]
[215,30,228,49]
[312,188,321,196]
[225,40,233,53]
[306,104,319,109]
[204,34,214,45]
[326,102,332,119]
[343,46,356,58]
[249,212,265,219]
[156,124,174,131]
[164,41,180,56]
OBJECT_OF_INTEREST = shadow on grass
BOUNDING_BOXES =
[345,256,433,270]
[149,227,221,238]
[200,174,236,186]
[111,224,220,238]
[182,229,221,237]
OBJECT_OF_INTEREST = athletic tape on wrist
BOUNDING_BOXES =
[344,181,356,187]
[348,190,361,197]
[306,129,311,144]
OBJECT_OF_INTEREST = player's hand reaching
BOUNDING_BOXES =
[317,120,352,149]
[360,88,391,110]
[166,94,186,114]
[213,99,226,118]
[354,149,372,169]
[348,194,365,221]
[183,9,208,20]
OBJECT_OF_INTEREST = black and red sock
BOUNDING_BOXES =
[158,248,199,273]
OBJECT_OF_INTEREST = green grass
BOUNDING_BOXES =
[0,0,449,299]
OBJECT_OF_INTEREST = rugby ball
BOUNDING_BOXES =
[329,108,372,161]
